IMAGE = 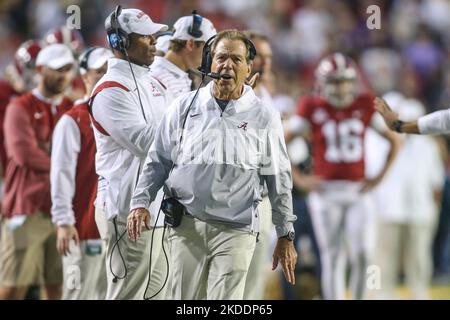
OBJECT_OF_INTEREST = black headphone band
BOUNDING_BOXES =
[79,46,100,71]
[106,5,129,52]
[112,5,121,34]
[188,10,203,38]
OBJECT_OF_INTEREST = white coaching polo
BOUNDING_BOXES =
[90,58,169,224]
[130,82,296,237]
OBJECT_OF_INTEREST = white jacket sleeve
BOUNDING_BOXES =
[92,87,156,158]
[51,115,80,226]
[130,101,179,211]
[418,109,450,134]
[261,111,296,238]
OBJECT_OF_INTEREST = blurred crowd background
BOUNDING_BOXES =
[1,0,450,299]
[2,0,450,109]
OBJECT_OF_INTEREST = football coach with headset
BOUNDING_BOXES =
[89,6,170,299]
[128,29,298,300]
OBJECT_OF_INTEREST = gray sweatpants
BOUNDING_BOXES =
[169,215,257,299]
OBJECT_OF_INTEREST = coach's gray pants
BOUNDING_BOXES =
[169,215,257,300]
[244,197,273,299]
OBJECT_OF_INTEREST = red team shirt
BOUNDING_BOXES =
[297,93,375,181]
[65,102,99,240]
[2,91,72,218]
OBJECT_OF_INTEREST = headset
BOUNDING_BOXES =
[106,5,130,54]
[105,5,147,125]
[198,34,257,80]
[187,10,203,38]
[79,46,100,73]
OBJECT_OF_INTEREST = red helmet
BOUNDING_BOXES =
[44,26,85,56]
[14,39,42,74]
[5,39,43,92]
[315,53,358,108]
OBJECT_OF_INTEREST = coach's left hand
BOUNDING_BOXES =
[272,238,298,285]
[127,208,151,241]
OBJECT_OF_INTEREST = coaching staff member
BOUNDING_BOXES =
[89,7,169,299]
[128,29,297,300]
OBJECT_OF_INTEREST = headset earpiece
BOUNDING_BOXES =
[106,5,130,53]
[198,35,216,76]
[247,40,257,61]
[188,10,203,38]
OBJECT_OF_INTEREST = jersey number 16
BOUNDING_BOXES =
[322,119,364,163]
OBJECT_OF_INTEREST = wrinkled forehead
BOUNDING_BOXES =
[213,39,247,58]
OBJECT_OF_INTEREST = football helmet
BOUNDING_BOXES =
[5,39,43,92]
[44,26,85,56]
[315,53,358,109]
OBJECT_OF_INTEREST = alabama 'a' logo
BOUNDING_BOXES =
[237,121,248,131]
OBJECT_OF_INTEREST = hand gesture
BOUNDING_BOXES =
[272,238,298,285]
[57,225,79,256]
[127,208,151,241]
[374,97,398,131]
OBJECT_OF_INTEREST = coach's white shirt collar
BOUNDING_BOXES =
[107,57,149,77]
[201,82,257,114]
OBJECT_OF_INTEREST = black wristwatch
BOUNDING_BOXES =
[393,120,404,133]
[279,231,295,241]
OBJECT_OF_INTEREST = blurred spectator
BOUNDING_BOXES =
[360,48,401,95]
[372,92,445,299]
[0,39,43,178]
[291,0,331,64]
[433,170,450,285]
[0,44,75,300]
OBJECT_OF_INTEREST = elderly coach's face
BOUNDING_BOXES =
[211,38,251,99]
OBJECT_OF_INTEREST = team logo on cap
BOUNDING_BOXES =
[137,11,146,19]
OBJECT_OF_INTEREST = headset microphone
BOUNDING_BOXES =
[207,72,221,80]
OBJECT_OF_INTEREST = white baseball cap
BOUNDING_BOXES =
[113,8,168,35]
[79,47,114,74]
[36,44,75,69]
[155,33,173,54]
[172,15,216,42]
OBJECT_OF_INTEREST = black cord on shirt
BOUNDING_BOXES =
[142,74,208,299]
[143,202,170,300]
[124,50,147,123]
[110,217,128,283]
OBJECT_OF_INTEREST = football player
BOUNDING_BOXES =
[285,53,400,300]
